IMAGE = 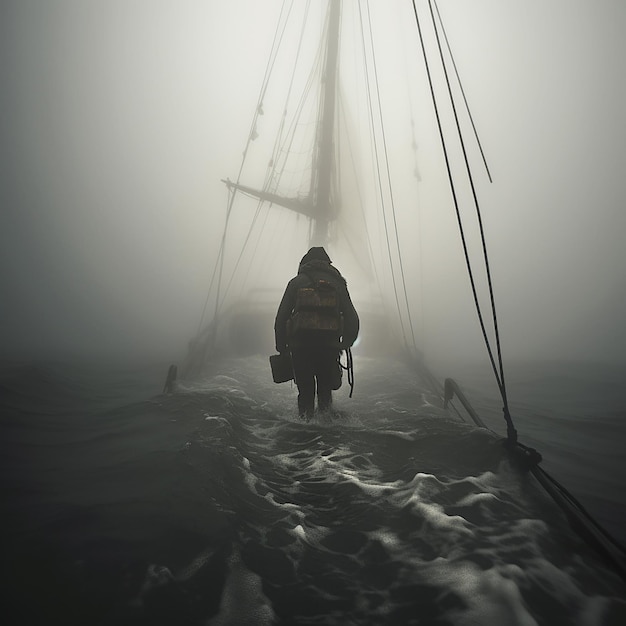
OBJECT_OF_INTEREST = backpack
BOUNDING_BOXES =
[289,276,343,344]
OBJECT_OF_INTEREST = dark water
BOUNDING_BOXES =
[1,355,625,625]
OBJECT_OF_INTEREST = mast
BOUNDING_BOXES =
[225,0,342,248]
[311,0,341,247]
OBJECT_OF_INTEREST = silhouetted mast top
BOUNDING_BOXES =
[224,0,341,249]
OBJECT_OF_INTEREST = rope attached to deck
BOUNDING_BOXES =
[411,0,517,443]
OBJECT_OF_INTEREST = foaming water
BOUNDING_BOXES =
[1,355,625,624]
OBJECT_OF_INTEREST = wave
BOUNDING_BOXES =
[2,355,625,624]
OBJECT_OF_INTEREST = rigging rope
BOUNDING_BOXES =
[195,0,297,339]
[411,2,626,582]
[267,0,316,197]
[216,197,266,317]
[356,1,410,353]
[219,0,325,314]
[196,227,223,337]
[433,0,492,183]
[411,0,516,443]
[362,1,419,356]
[531,464,626,581]
[443,376,626,581]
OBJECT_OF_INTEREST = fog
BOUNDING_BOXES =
[1,0,625,368]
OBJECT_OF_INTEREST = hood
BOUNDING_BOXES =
[299,247,331,267]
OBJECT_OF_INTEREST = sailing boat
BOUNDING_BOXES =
[182,0,428,373]
[172,0,626,613]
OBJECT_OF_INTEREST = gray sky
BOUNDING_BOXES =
[1,0,625,365]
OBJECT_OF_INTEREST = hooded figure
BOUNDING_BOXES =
[275,247,359,420]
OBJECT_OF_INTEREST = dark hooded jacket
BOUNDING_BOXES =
[274,247,359,352]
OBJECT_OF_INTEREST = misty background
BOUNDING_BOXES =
[1,0,625,367]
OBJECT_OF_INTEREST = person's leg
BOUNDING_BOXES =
[291,349,315,419]
[315,349,337,412]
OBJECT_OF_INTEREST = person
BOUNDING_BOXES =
[275,247,359,420]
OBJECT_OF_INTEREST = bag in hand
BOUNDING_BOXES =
[269,353,294,383]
